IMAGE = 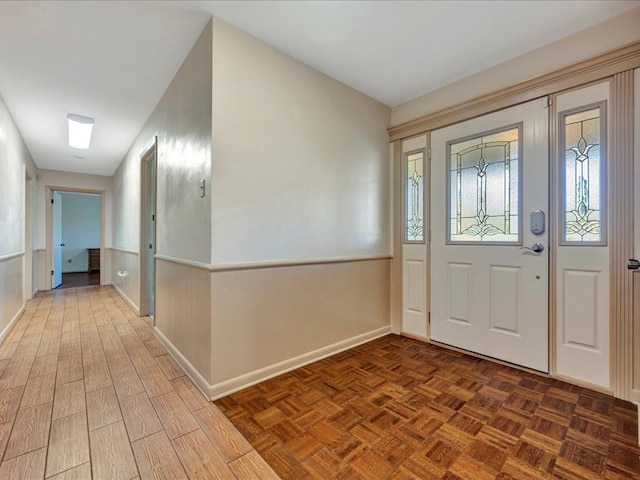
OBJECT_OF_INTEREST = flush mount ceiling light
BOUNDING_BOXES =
[67,113,94,149]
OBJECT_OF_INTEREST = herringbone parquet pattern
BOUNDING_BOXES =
[215,335,640,479]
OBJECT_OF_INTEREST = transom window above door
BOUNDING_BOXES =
[447,125,521,244]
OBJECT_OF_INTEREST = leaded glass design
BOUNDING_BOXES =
[561,106,604,244]
[448,127,520,243]
[405,151,424,242]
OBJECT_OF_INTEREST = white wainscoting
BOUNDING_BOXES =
[0,253,25,343]
[155,257,212,388]
[209,258,391,398]
[150,256,392,400]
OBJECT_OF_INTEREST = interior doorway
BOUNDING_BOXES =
[48,188,104,290]
[140,138,157,318]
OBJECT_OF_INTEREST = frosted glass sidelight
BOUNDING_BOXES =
[405,151,424,242]
[561,106,605,244]
[448,127,520,243]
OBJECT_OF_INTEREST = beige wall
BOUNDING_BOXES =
[210,259,390,397]
[113,20,212,265]
[391,8,640,127]
[0,93,35,256]
[111,20,212,379]
[210,17,391,264]
[0,91,36,338]
[112,17,393,395]
[202,18,392,396]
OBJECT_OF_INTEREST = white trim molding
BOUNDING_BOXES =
[0,251,25,262]
[153,326,211,399]
[110,246,139,255]
[156,253,393,272]
[0,305,25,345]
[152,323,391,401]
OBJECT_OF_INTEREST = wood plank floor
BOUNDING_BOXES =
[215,335,640,479]
[0,286,278,479]
[57,272,101,289]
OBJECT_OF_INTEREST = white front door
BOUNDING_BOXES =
[430,99,549,372]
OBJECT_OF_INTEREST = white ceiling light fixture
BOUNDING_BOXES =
[67,113,95,149]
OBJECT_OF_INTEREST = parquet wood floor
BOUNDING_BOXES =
[215,335,640,479]
[0,286,278,479]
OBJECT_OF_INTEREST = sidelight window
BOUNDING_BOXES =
[559,104,606,245]
[405,149,425,243]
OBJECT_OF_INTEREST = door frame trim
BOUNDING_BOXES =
[139,137,158,318]
[45,186,106,290]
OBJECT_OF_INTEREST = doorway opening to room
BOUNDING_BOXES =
[49,189,104,289]
[140,138,157,320]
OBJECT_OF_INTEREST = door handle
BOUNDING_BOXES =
[520,243,544,253]
[627,258,640,270]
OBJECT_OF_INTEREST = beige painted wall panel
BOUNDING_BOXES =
[391,8,640,126]
[111,249,140,312]
[31,250,38,296]
[210,259,390,384]
[211,18,391,264]
[36,250,47,292]
[0,93,35,256]
[112,21,212,263]
[0,91,35,319]
[0,255,24,339]
[156,259,211,382]
[112,155,139,253]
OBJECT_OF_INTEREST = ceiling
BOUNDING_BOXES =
[0,1,638,177]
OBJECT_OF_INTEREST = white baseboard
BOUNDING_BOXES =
[152,327,211,399]
[209,326,391,400]
[150,325,391,402]
[0,304,25,345]
[111,283,140,315]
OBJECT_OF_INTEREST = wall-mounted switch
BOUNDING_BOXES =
[199,179,206,198]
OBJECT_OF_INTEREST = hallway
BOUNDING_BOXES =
[0,285,278,479]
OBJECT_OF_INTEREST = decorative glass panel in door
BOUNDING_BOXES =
[560,104,606,245]
[405,150,424,243]
[448,126,521,244]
